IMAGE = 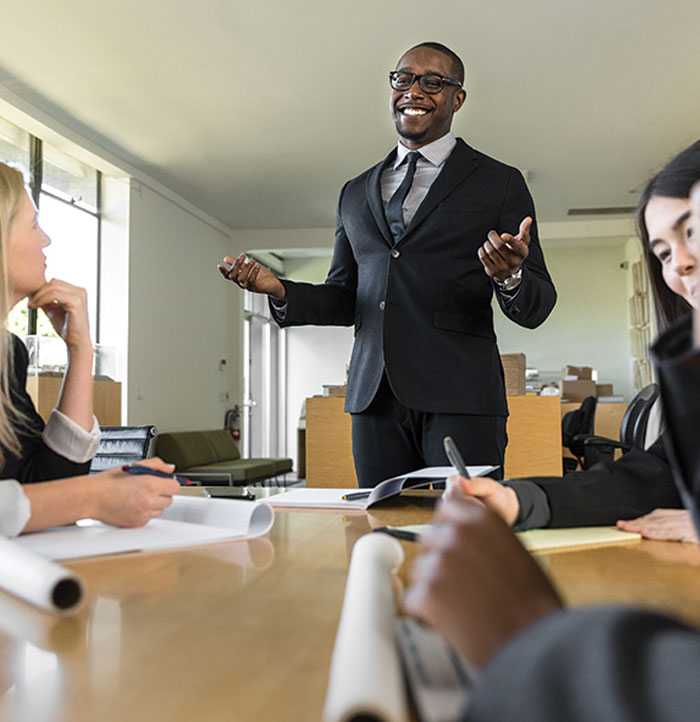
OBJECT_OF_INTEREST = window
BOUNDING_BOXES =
[242,290,286,459]
[1,116,102,366]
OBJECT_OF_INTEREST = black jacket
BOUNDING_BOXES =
[272,139,556,414]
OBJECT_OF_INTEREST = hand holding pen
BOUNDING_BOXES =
[442,436,520,526]
[122,464,192,486]
[83,459,184,528]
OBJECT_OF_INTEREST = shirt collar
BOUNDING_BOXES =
[394,132,456,169]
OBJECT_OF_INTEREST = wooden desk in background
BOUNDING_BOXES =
[3,496,700,722]
[25,374,122,426]
[305,395,563,487]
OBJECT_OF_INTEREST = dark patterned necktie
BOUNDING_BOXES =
[385,151,419,241]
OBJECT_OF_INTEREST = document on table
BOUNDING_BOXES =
[376,524,642,552]
[516,525,642,552]
[267,465,498,510]
[14,496,275,561]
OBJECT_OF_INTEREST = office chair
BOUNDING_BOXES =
[576,384,660,470]
[89,425,157,473]
[561,395,597,473]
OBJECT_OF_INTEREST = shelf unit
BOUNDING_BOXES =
[628,259,653,391]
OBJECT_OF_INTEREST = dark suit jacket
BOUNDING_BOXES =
[463,316,700,722]
[273,139,557,415]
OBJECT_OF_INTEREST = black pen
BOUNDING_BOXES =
[122,464,191,486]
[373,526,420,542]
[443,435,471,479]
[341,491,372,501]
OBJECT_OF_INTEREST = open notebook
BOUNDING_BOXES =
[266,465,498,510]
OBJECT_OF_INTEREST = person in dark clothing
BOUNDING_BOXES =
[219,42,556,486]
[403,143,700,721]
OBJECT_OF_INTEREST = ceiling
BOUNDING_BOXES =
[1,0,699,235]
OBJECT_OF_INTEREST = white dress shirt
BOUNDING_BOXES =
[380,132,457,227]
[43,408,101,463]
[0,480,30,538]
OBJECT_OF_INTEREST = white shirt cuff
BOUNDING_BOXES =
[0,480,31,538]
[42,409,101,464]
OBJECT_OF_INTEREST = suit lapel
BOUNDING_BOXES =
[366,149,396,247]
[400,139,479,242]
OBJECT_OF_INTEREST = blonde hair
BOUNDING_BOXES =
[0,162,28,464]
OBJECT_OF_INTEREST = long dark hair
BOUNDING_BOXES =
[636,140,700,331]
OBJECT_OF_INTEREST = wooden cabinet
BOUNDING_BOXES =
[503,396,562,478]
[305,395,564,487]
[26,374,122,426]
[306,397,354,487]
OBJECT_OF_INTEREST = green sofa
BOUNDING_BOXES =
[155,429,293,485]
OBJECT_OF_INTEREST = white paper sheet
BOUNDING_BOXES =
[0,536,84,614]
[323,532,408,722]
[15,496,275,561]
[264,488,367,510]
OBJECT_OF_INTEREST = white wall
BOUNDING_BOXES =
[494,241,634,401]
[126,180,244,431]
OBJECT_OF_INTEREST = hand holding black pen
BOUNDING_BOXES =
[122,464,192,486]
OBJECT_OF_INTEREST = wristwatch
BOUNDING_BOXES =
[493,267,523,292]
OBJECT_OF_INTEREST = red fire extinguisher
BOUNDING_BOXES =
[225,405,241,442]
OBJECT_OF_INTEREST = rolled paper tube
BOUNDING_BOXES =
[323,532,407,722]
[0,536,84,614]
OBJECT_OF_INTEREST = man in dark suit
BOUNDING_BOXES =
[220,42,556,487]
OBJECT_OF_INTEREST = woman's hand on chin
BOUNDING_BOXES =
[27,279,92,356]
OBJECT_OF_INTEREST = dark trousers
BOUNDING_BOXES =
[351,374,507,488]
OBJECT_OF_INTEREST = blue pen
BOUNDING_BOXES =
[122,464,191,486]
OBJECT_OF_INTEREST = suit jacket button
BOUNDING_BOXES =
[391,248,400,258]
[379,301,386,311]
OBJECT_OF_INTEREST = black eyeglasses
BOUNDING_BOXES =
[389,71,462,94]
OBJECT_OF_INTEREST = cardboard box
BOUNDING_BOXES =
[563,365,593,380]
[561,379,597,402]
[596,384,613,397]
[501,353,526,396]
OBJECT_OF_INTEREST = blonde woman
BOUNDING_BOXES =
[0,161,178,536]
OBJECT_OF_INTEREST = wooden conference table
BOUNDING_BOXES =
[2,491,700,722]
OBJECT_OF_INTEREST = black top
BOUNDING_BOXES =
[464,314,700,722]
[507,432,681,530]
[1,334,90,483]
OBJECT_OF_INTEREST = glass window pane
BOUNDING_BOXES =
[6,300,29,337]
[42,143,97,212]
[39,193,98,342]
[0,116,30,172]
